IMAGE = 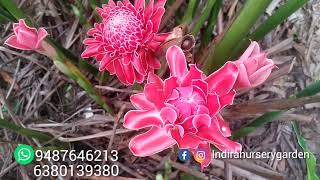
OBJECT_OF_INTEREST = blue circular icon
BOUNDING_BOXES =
[178,149,191,162]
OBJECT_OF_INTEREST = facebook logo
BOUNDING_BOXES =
[178,149,191,162]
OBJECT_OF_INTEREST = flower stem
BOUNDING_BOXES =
[51,43,114,114]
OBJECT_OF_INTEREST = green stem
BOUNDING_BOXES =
[52,47,114,114]
[202,0,272,74]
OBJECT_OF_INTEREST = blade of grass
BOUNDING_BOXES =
[295,80,320,98]
[293,122,320,180]
[202,0,222,46]
[191,0,216,36]
[0,5,15,22]
[182,0,198,24]
[233,80,320,139]
[232,111,282,140]
[251,0,308,40]
[202,0,272,74]
[230,0,309,58]
[0,117,59,144]
[0,0,26,21]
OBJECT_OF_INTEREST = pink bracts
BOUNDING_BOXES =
[124,46,243,168]
[5,19,47,51]
[4,19,54,57]
[234,41,276,90]
[81,0,170,85]
[123,43,275,168]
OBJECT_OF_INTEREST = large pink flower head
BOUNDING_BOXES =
[124,46,242,168]
[81,0,170,85]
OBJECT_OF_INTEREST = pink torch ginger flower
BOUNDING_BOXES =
[81,0,170,85]
[4,19,53,56]
[234,41,276,90]
[124,46,242,168]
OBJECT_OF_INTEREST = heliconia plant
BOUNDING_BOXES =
[123,44,275,168]
[81,0,171,85]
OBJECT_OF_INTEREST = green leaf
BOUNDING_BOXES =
[251,0,308,40]
[233,80,320,139]
[0,118,52,142]
[202,0,222,46]
[203,0,272,74]
[182,0,198,24]
[230,0,309,58]
[53,51,114,114]
[295,80,320,98]
[0,0,26,21]
[191,0,216,36]
[0,5,15,22]
[293,122,320,180]
[232,111,283,139]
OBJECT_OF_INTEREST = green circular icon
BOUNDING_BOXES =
[14,144,34,165]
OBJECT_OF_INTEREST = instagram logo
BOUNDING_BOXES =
[194,149,206,163]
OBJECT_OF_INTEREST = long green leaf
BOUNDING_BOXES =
[0,5,15,22]
[202,0,222,46]
[293,122,320,180]
[296,80,320,98]
[251,0,308,40]
[182,0,198,24]
[234,80,320,139]
[191,0,216,36]
[230,0,309,58]
[0,0,26,21]
[232,111,282,140]
[203,0,272,74]
[51,45,113,114]
[46,38,107,81]
[0,118,51,142]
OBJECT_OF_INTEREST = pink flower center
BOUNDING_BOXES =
[103,7,144,54]
[167,87,206,120]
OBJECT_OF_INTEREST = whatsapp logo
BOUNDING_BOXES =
[14,144,34,165]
